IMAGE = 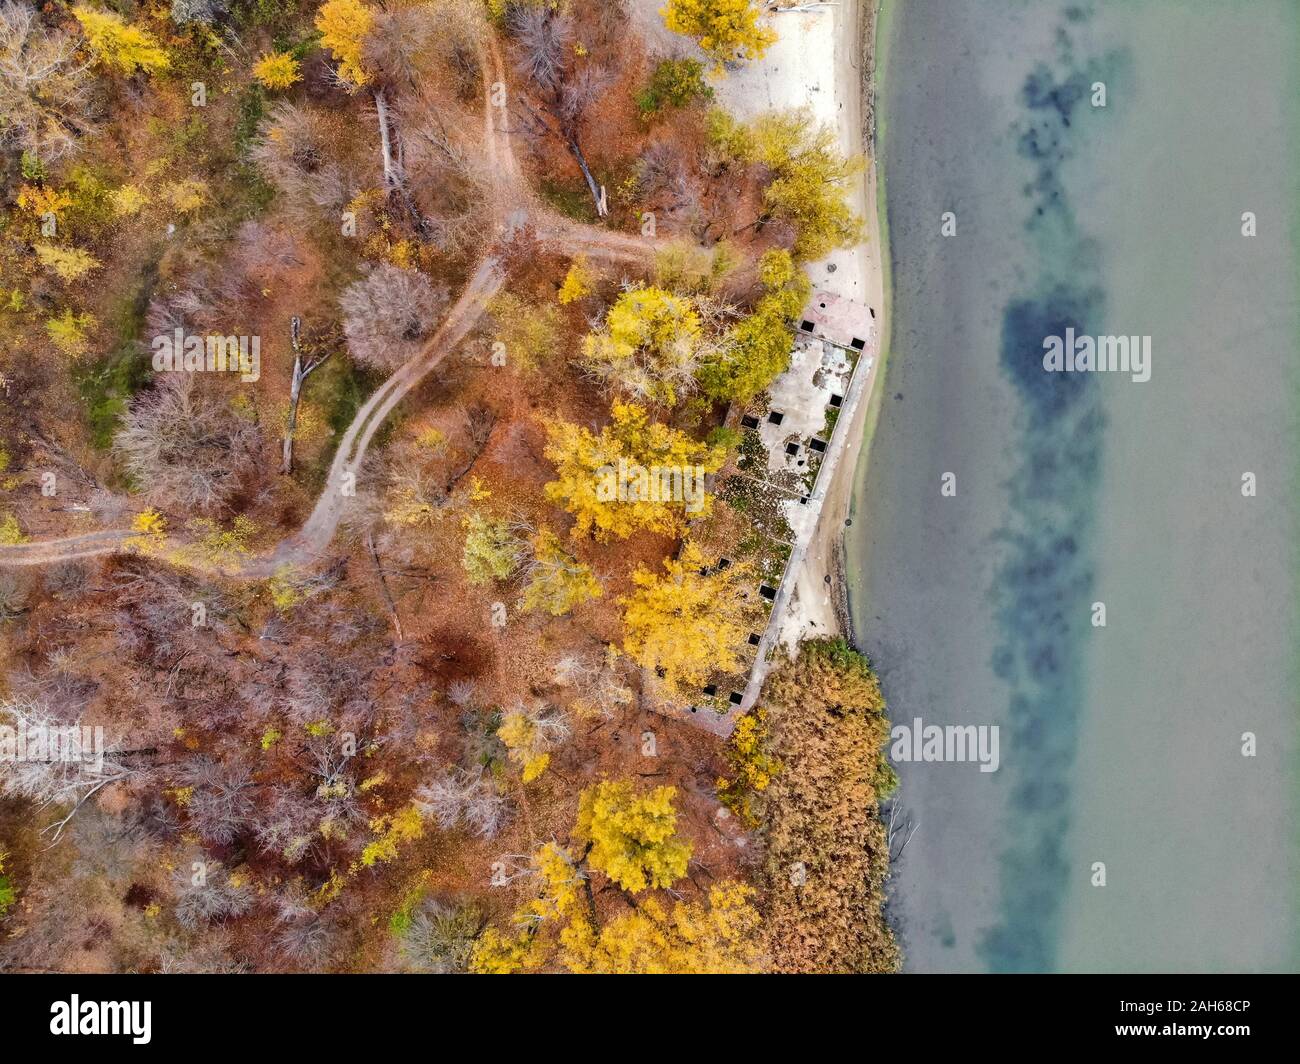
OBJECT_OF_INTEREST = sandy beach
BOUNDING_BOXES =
[629,0,890,647]
[799,0,889,645]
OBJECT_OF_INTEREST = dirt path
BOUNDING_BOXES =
[0,529,132,567]
[0,41,662,579]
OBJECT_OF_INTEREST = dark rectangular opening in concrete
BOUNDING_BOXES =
[829,393,843,408]
[850,337,866,351]
[759,584,777,601]
[741,414,759,429]
[768,410,784,426]
[809,437,827,453]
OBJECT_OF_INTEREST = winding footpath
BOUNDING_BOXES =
[1,43,659,578]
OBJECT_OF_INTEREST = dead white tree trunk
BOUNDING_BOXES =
[374,88,399,192]
[566,137,606,217]
[886,799,918,862]
[281,317,332,476]
[516,93,607,217]
[374,87,431,232]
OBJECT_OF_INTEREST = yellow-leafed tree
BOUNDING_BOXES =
[580,286,706,406]
[561,880,759,973]
[710,107,864,261]
[496,703,568,784]
[557,256,596,305]
[518,528,602,616]
[660,0,776,72]
[253,52,303,91]
[471,782,759,973]
[45,308,95,356]
[699,248,811,404]
[574,780,692,893]
[34,244,100,283]
[315,0,374,88]
[471,842,584,974]
[72,6,170,75]
[716,708,780,827]
[620,541,752,692]
[543,401,724,542]
[461,510,524,586]
[487,293,562,372]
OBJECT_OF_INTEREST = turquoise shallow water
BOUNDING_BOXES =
[849,0,1299,972]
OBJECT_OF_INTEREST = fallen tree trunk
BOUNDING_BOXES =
[281,317,332,475]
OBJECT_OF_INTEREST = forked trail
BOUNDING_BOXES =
[1,42,663,577]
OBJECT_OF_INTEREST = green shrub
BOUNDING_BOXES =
[635,58,713,119]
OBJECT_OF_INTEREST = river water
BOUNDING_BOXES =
[848,0,1299,972]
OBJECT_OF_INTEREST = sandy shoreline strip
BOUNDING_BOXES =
[804,0,888,646]
[745,0,889,648]
[628,0,888,650]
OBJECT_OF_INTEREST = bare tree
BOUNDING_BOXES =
[399,93,491,253]
[113,374,262,515]
[366,14,425,196]
[255,786,321,866]
[362,3,439,91]
[885,799,918,863]
[511,3,573,93]
[109,562,233,671]
[43,561,90,599]
[273,910,337,970]
[169,0,229,26]
[552,649,634,719]
[339,263,446,372]
[174,757,257,845]
[509,5,613,215]
[365,528,405,639]
[89,488,132,524]
[415,767,511,840]
[552,653,595,689]
[248,102,358,221]
[173,859,253,930]
[156,932,250,973]
[227,221,305,290]
[0,696,136,843]
[281,317,333,475]
[147,223,302,339]
[397,898,482,973]
[0,1,96,162]
[0,571,27,622]
[359,1,486,228]
[636,138,701,231]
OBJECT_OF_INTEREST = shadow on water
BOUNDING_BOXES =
[975,20,1130,971]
